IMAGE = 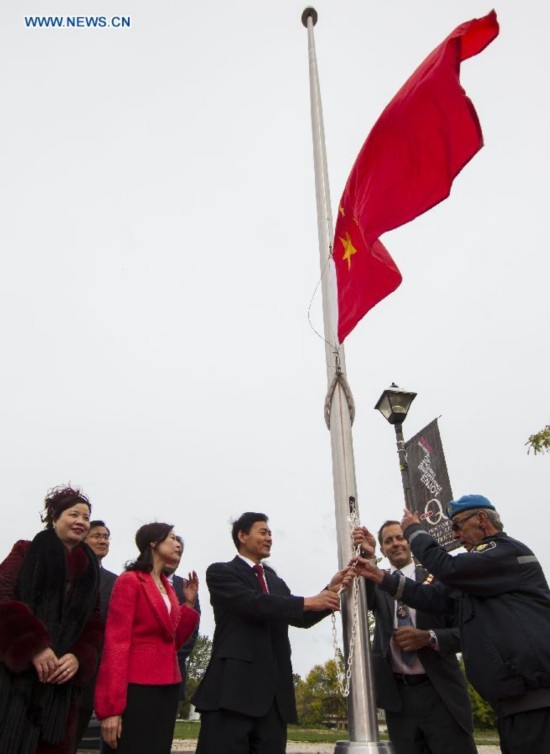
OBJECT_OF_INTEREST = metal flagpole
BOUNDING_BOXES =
[301,8,393,753]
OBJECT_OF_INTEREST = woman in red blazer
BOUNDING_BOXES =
[95,522,199,753]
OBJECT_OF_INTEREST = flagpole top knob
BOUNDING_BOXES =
[301,7,318,27]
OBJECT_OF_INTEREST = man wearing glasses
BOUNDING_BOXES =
[84,521,118,619]
[354,494,550,754]
[74,520,118,751]
[353,521,476,754]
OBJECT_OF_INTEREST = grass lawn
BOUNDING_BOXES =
[174,721,201,739]
[174,721,499,745]
[286,726,348,743]
[174,722,347,743]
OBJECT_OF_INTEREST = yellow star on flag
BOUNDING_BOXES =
[339,231,358,271]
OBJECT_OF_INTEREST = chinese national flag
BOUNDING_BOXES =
[334,10,499,343]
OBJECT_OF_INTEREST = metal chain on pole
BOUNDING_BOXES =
[331,497,362,697]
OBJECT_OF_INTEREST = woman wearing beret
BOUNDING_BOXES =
[0,486,103,754]
[95,522,199,753]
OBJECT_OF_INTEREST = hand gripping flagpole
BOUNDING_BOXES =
[302,8,393,753]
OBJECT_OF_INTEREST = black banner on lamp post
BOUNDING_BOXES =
[404,418,459,552]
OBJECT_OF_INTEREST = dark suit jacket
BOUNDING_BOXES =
[192,556,328,723]
[79,566,118,711]
[99,566,117,621]
[172,574,200,700]
[368,565,473,734]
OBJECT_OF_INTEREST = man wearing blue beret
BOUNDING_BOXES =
[353,494,550,754]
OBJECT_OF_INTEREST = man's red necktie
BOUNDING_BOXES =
[253,564,268,593]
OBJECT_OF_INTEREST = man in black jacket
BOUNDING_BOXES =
[353,520,476,754]
[353,494,550,754]
[74,520,117,752]
[192,511,347,754]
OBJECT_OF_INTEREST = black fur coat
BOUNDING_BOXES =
[0,531,103,754]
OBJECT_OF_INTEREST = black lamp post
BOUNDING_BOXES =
[375,383,417,509]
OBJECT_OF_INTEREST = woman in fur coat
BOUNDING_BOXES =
[95,522,199,753]
[0,486,104,754]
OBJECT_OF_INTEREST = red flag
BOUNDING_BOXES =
[334,10,499,343]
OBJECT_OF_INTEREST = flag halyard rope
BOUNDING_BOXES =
[325,367,355,429]
[307,242,337,352]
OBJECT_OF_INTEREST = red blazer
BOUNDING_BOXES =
[94,570,199,719]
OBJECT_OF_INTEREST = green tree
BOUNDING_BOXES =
[294,653,347,727]
[526,425,550,455]
[181,633,213,719]
[293,605,376,728]
[459,659,496,729]
[468,683,497,730]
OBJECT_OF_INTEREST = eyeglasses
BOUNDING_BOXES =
[87,533,111,541]
[450,511,479,532]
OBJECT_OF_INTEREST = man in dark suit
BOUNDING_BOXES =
[353,520,477,754]
[192,511,347,754]
[74,520,117,752]
[164,536,200,708]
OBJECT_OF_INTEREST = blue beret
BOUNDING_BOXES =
[446,494,495,519]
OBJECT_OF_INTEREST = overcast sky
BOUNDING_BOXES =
[1,0,548,678]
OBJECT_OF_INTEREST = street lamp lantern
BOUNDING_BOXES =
[374,383,417,425]
[375,383,417,510]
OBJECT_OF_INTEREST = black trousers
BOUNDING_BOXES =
[498,707,550,754]
[196,705,286,754]
[73,705,93,752]
[385,677,477,754]
[102,683,179,754]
